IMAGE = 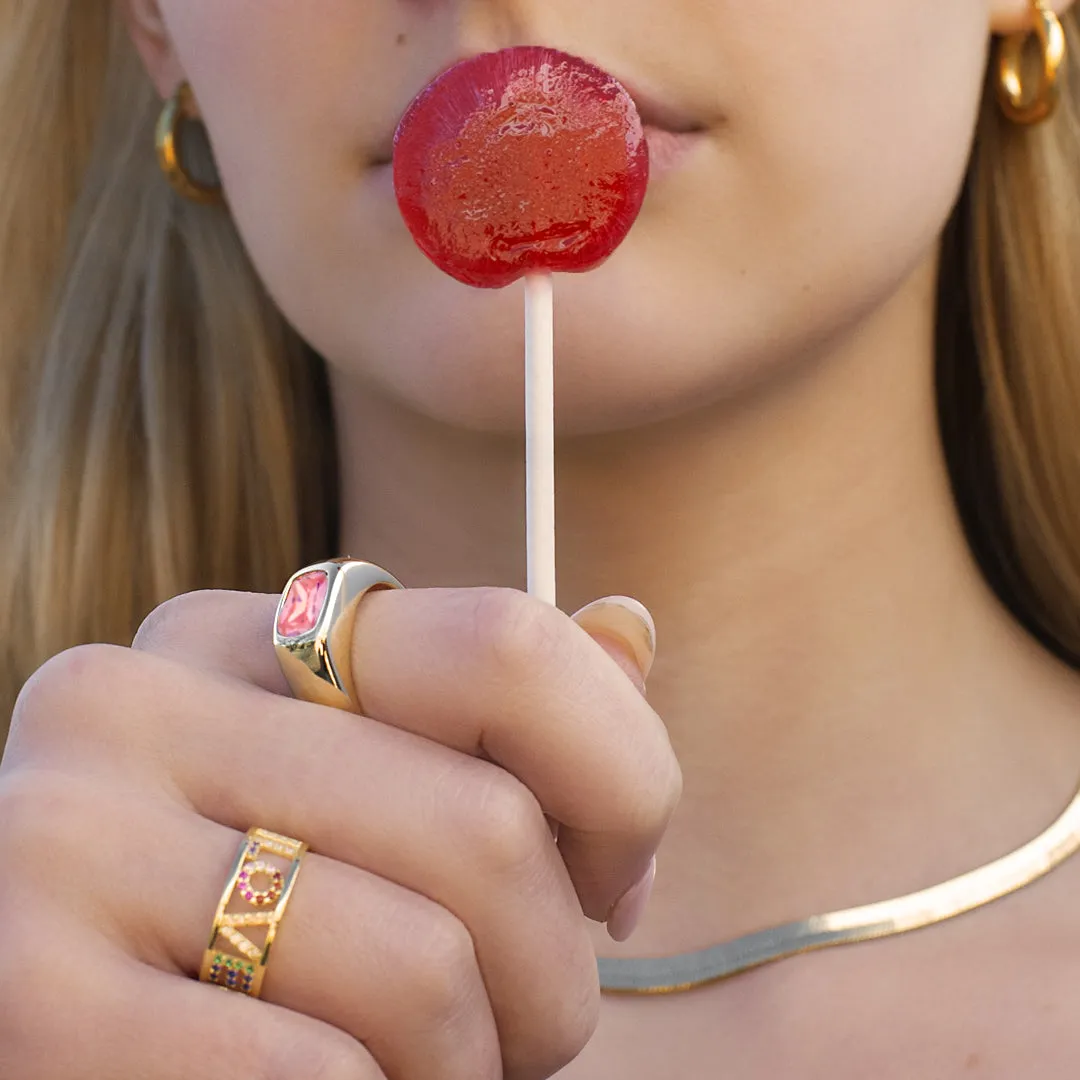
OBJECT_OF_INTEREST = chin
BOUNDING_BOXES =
[332,234,775,437]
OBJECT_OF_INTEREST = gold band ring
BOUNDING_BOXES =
[200,828,308,999]
[273,558,404,713]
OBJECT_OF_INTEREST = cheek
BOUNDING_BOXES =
[587,0,993,423]
[737,1,989,293]
[155,0,457,362]
[560,1,997,431]
[153,0,365,320]
[156,0,260,88]
[159,0,372,182]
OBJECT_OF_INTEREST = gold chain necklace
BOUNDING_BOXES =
[598,782,1080,995]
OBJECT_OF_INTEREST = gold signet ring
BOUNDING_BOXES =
[273,558,404,713]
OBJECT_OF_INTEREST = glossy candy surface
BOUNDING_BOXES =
[393,46,649,289]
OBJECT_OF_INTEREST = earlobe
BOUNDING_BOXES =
[116,0,187,99]
[989,0,1075,36]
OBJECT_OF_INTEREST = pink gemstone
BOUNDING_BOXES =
[277,570,329,638]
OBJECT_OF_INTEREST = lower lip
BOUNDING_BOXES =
[643,125,705,176]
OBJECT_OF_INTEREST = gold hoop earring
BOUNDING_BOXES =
[155,82,225,205]
[996,0,1068,125]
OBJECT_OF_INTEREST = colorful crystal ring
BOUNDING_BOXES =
[273,558,404,714]
[200,828,308,999]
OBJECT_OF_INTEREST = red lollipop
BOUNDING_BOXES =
[393,47,650,604]
[393,46,649,289]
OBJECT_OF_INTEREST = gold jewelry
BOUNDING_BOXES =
[274,558,404,713]
[200,828,307,998]
[996,0,1067,125]
[155,81,225,205]
[599,779,1080,994]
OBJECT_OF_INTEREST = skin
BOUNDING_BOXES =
[3,0,1080,1076]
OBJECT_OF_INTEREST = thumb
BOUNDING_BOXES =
[571,596,656,695]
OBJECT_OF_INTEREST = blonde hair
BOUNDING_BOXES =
[0,2,337,731]
[2,4,1080,733]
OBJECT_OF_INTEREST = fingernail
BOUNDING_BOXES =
[572,596,656,681]
[606,857,657,942]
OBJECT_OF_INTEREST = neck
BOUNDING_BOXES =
[330,256,1080,948]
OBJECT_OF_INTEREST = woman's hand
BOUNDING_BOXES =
[0,586,680,1080]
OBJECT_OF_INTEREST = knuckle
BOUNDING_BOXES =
[610,776,681,859]
[637,745,684,835]
[0,922,50,1063]
[302,1047,378,1080]
[0,768,91,871]
[9,643,127,755]
[409,907,486,1030]
[468,588,572,683]
[663,752,685,819]
[131,589,220,652]
[262,1030,377,1080]
[504,957,598,1080]
[599,726,683,844]
[545,980,601,1075]
[462,768,551,880]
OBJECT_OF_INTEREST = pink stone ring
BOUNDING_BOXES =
[273,558,404,713]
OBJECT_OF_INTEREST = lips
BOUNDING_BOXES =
[370,52,705,168]
[628,79,709,177]
[643,125,706,175]
[619,78,705,138]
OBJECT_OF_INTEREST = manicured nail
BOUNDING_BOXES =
[607,857,657,942]
[572,596,656,681]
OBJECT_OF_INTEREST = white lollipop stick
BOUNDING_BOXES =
[525,272,556,605]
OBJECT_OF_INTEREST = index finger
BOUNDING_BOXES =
[348,586,682,922]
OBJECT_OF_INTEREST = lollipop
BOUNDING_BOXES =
[393,47,650,602]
